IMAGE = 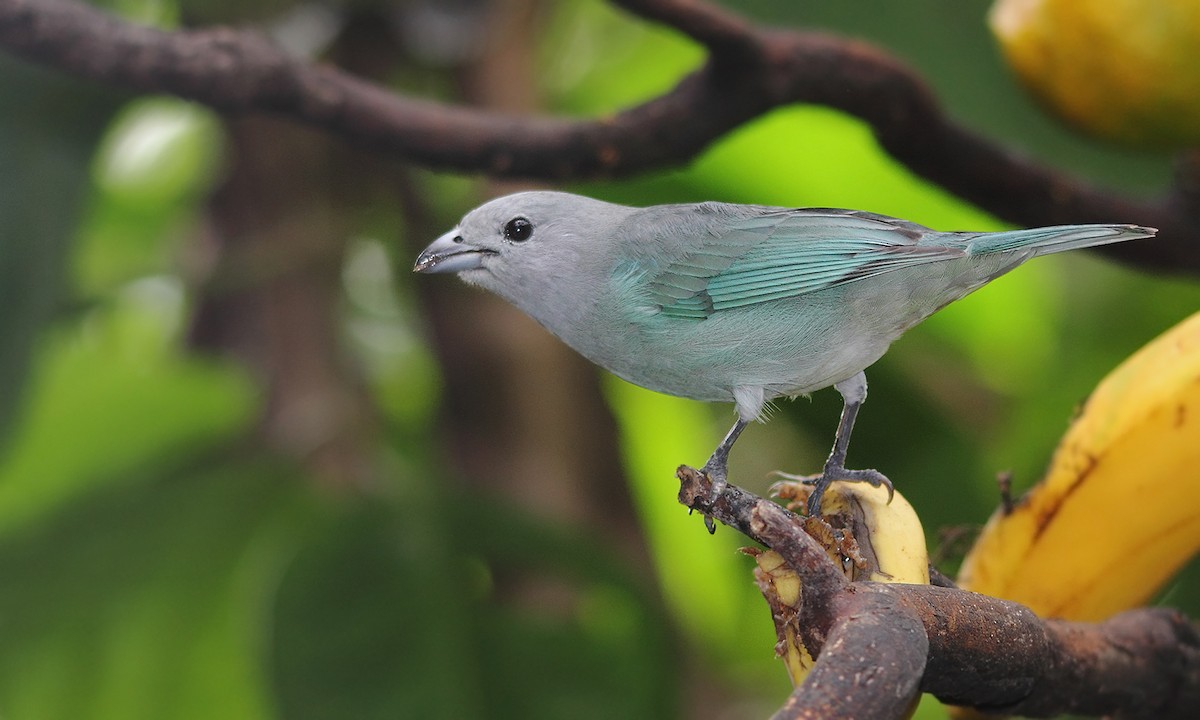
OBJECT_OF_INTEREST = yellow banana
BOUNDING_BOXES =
[751,479,929,686]
[958,310,1200,622]
[990,0,1200,148]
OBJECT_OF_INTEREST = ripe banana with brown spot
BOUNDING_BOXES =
[958,310,1200,622]
[751,478,929,686]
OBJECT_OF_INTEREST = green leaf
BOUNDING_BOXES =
[0,455,311,720]
[0,58,123,449]
[271,490,681,720]
[0,284,255,535]
[76,97,223,296]
[270,502,483,720]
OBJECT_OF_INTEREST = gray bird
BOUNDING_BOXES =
[414,191,1153,516]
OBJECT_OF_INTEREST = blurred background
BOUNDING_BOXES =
[1,0,1197,717]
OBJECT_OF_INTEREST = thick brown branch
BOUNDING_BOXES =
[0,0,744,177]
[0,0,1196,272]
[679,467,1200,718]
[773,590,927,720]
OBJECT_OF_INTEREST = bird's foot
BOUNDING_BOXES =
[773,465,893,517]
[695,462,729,535]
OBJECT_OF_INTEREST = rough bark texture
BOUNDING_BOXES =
[680,467,1200,719]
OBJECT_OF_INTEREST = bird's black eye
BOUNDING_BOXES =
[504,217,533,242]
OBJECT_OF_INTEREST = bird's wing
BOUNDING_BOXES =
[648,208,966,319]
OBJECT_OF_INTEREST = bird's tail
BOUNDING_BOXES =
[968,223,1156,256]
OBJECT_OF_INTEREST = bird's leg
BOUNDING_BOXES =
[804,371,893,517]
[696,417,748,533]
[702,417,748,486]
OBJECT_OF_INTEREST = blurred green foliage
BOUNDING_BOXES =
[0,1,1197,719]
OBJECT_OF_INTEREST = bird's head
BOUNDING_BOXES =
[414,191,634,302]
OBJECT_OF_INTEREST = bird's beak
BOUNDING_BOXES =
[413,229,493,274]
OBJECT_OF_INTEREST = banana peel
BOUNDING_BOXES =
[958,310,1200,622]
[751,479,929,686]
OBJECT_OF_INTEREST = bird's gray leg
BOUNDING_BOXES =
[696,417,748,533]
[701,417,748,485]
[805,371,893,517]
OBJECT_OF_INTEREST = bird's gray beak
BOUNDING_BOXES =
[413,229,493,274]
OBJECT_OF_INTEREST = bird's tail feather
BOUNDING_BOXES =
[968,224,1156,256]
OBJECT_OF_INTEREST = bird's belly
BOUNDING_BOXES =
[589,294,894,405]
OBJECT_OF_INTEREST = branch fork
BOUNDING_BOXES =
[677,466,1200,719]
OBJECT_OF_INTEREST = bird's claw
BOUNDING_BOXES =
[697,463,728,535]
[771,466,893,517]
[808,466,893,516]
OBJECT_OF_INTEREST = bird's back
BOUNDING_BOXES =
[587,204,1153,414]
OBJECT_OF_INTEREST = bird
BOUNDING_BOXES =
[414,191,1154,518]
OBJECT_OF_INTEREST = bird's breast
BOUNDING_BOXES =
[561,286,894,406]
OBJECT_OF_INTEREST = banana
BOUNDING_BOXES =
[989,0,1200,149]
[958,310,1200,622]
[750,478,929,686]
[750,548,815,687]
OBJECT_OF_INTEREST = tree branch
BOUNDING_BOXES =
[0,0,1196,272]
[679,467,1200,719]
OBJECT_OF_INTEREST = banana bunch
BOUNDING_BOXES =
[751,478,929,686]
[958,310,1200,622]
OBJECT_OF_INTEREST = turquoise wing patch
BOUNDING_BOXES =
[651,209,963,318]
